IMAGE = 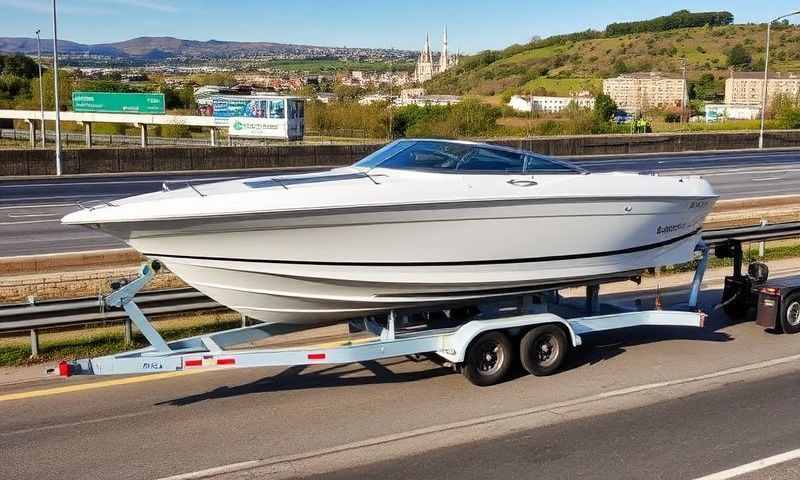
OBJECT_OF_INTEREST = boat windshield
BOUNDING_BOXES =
[352,140,582,174]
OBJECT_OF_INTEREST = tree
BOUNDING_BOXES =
[29,69,74,110]
[593,94,617,122]
[690,73,719,101]
[0,53,39,79]
[727,45,752,68]
[613,60,631,76]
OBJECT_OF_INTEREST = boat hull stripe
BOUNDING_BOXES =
[144,229,700,267]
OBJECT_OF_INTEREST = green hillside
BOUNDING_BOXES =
[426,22,800,98]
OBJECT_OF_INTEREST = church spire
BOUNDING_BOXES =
[440,25,449,73]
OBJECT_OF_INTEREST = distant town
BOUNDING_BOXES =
[2,9,800,143]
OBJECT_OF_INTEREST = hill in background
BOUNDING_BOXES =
[426,11,798,99]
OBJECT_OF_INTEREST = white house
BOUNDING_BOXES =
[508,93,596,113]
[705,104,762,122]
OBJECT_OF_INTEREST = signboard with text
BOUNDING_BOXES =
[228,118,288,138]
[72,92,166,114]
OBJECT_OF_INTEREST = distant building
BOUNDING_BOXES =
[508,92,596,113]
[395,94,461,107]
[413,26,458,83]
[705,103,762,122]
[315,92,337,104]
[725,71,800,107]
[400,88,426,99]
[603,72,687,113]
[359,93,396,105]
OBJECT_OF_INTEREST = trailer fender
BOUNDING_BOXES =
[437,313,580,364]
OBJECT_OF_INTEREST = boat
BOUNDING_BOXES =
[62,139,718,325]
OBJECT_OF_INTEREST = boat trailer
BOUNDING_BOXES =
[57,247,711,386]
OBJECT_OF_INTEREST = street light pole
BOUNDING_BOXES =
[51,0,62,175]
[36,29,45,148]
[759,11,800,149]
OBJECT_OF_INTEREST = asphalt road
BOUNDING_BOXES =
[5,280,800,480]
[1,148,799,256]
[313,371,800,480]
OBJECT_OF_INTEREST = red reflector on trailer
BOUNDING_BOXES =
[58,361,71,378]
[185,359,202,367]
[216,358,236,366]
[308,353,326,360]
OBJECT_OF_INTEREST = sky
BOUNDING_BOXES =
[1,0,800,52]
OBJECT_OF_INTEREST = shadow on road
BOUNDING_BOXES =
[156,357,454,406]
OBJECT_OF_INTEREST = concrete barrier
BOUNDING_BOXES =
[1,130,799,176]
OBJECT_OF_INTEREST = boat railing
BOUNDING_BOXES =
[162,180,207,197]
[76,199,118,211]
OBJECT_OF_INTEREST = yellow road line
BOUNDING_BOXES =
[0,369,202,403]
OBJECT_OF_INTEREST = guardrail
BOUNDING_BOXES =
[3,221,800,357]
[0,287,225,357]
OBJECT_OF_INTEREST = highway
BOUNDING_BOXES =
[1,148,799,256]
[5,278,800,479]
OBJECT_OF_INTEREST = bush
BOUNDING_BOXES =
[727,44,752,68]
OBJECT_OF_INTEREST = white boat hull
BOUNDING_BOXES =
[105,196,713,324]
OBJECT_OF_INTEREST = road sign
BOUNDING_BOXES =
[72,92,165,114]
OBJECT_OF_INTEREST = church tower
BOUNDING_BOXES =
[439,26,449,74]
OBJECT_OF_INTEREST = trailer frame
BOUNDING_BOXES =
[58,252,711,386]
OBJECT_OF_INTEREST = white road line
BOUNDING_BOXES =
[692,448,800,480]
[0,176,240,188]
[751,176,784,182]
[7,213,62,218]
[0,203,74,210]
[157,353,800,480]
[0,193,116,202]
[0,219,59,225]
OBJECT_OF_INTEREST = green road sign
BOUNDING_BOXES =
[72,92,166,114]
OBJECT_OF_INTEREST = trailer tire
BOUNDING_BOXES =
[462,331,513,387]
[781,293,800,334]
[519,325,567,377]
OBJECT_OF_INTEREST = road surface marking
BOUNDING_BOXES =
[751,176,784,182]
[0,370,202,403]
[0,219,59,225]
[0,203,74,210]
[692,448,800,480]
[0,176,241,189]
[157,353,800,480]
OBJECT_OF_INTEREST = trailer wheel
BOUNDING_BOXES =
[519,325,568,377]
[781,293,800,334]
[462,331,513,387]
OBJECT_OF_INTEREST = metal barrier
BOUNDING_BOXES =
[2,221,800,357]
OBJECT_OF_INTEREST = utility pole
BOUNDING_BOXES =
[388,76,393,141]
[51,0,62,175]
[760,11,800,149]
[681,58,688,124]
[36,30,45,147]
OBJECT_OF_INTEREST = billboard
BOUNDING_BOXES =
[211,97,285,119]
[213,96,292,139]
[72,92,165,114]
[228,118,288,138]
